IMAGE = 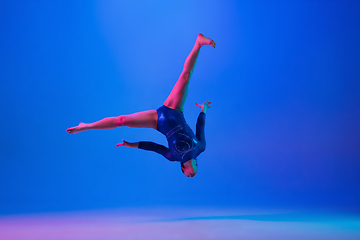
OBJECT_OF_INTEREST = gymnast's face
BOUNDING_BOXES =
[181,159,198,178]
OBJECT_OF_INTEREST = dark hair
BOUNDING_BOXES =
[181,162,185,173]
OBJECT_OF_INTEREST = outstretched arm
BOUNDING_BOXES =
[116,139,177,161]
[195,101,212,150]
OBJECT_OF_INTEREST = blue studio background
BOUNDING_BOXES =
[0,0,359,215]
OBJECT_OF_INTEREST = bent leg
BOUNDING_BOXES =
[164,34,215,111]
[67,110,158,134]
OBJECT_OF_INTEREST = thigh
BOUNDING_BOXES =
[163,74,189,111]
[123,110,158,129]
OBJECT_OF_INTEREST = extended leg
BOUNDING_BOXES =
[67,110,158,134]
[164,34,215,111]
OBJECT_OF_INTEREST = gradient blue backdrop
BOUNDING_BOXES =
[1,0,359,215]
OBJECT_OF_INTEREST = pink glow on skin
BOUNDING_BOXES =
[66,34,215,177]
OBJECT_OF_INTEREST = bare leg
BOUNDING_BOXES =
[164,34,215,111]
[67,110,158,134]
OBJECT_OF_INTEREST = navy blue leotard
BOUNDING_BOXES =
[138,105,206,163]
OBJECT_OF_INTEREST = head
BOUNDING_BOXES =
[181,159,198,178]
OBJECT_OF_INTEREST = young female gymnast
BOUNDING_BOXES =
[67,34,215,178]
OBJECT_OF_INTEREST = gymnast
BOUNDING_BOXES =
[67,34,215,178]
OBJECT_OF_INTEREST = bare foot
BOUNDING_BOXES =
[197,34,216,48]
[67,122,87,134]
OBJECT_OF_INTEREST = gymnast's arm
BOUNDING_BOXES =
[195,101,212,151]
[116,139,177,161]
[195,112,206,152]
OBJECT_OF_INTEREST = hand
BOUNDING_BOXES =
[116,139,138,148]
[195,100,212,113]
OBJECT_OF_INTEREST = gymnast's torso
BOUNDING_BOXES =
[156,105,205,162]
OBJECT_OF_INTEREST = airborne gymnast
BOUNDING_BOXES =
[67,34,215,177]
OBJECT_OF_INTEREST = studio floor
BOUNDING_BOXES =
[0,207,359,240]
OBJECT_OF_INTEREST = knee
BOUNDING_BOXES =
[116,115,127,126]
[180,72,191,82]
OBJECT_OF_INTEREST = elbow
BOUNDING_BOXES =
[201,142,206,152]
[197,121,205,128]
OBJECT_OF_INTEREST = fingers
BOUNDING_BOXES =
[196,101,212,106]
[196,101,213,109]
[205,101,212,110]
[116,139,126,147]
